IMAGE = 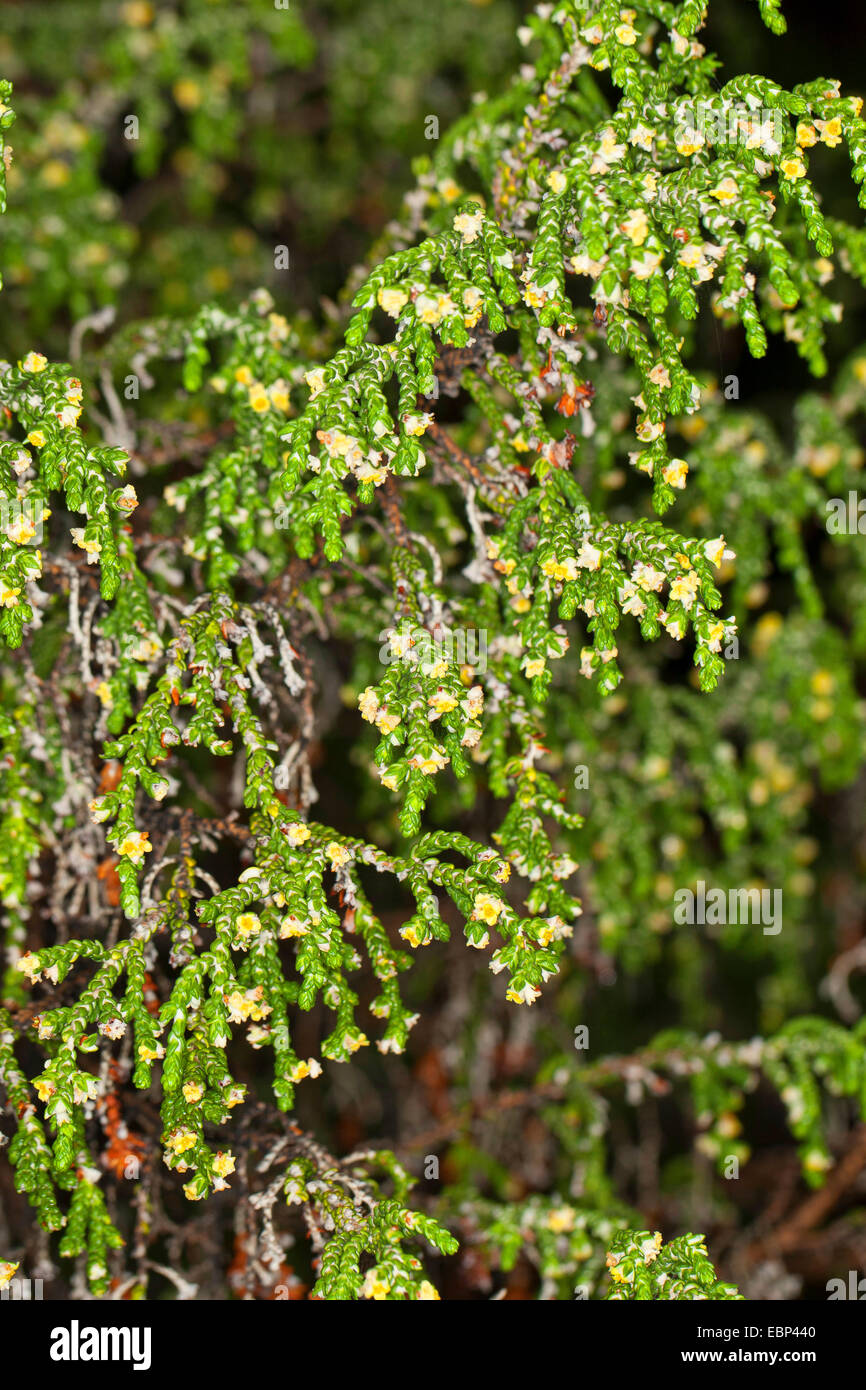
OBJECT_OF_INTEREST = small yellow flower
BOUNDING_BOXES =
[377,286,409,317]
[678,243,704,271]
[752,612,783,656]
[662,458,689,489]
[462,286,484,326]
[641,170,659,197]
[796,123,818,147]
[70,528,103,556]
[213,1151,236,1178]
[279,915,309,940]
[117,830,152,862]
[26,430,46,448]
[182,1082,203,1104]
[780,157,806,181]
[704,536,729,567]
[523,282,548,309]
[404,412,434,437]
[285,822,311,847]
[224,989,253,1023]
[547,1206,575,1233]
[248,386,270,414]
[410,749,448,775]
[630,250,663,280]
[437,178,461,203]
[472,892,505,926]
[461,686,484,719]
[810,669,835,697]
[453,209,484,244]
[374,708,400,735]
[167,1127,197,1155]
[506,983,541,1005]
[621,208,649,246]
[0,1263,19,1290]
[358,686,379,721]
[20,352,47,373]
[414,293,443,326]
[123,1,155,25]
[629,123,656,151]
[669,570,700,607]
[43,160,73,188]
[362,1269,391,1300]
[816,117,843,148]
[267,312,290,343]
[7,515,36,545]
[173,78,202,111]
[576,539,602,571]
[235,912,262,940]
[304,368,327,398]
[804,1150,832,1175]
[675,129,705,157]
[428,689,458,716]
[709,177,739,203]
[17,952,42,981]
[326,841,350,868]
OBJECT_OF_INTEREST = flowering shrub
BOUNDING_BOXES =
[2,0,866,1301]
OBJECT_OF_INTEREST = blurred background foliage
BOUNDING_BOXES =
[0,0,526,343]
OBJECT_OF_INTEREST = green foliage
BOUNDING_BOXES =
[605,1229,741,1299]
[1,0,866,1301]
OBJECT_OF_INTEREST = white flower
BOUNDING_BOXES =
[453,208,484,244]
[703,536,735,567]
[576,539,602,571]
[304,368,328,399]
